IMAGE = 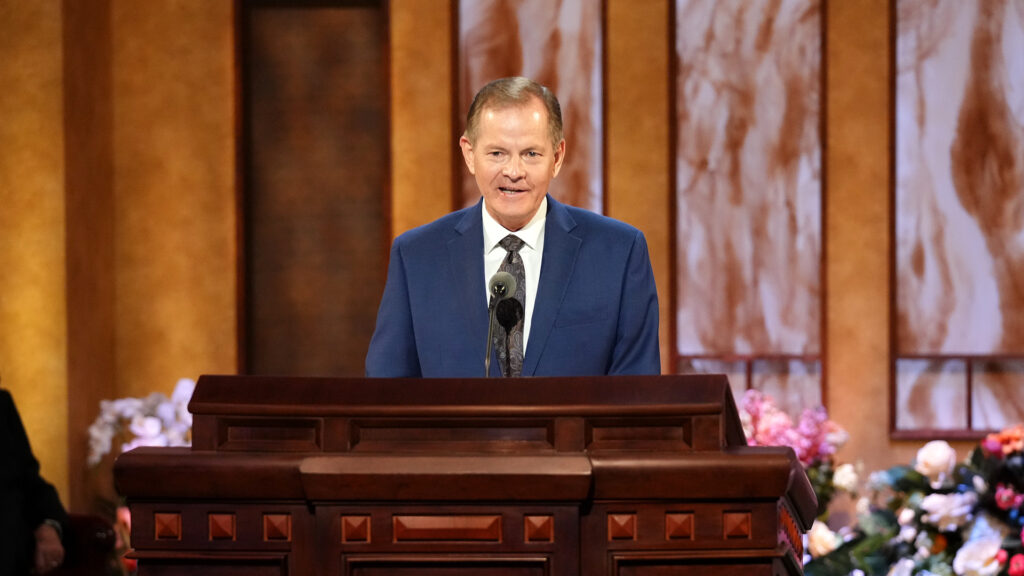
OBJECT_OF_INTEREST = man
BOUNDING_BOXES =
[1,387,68,575]
[366,76,659,377]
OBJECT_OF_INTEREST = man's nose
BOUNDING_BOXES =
[502,155,521,178]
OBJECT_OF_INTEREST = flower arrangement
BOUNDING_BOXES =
[803,425,1024,576]
[87,378,195,466]
[739,389,852,517]
[86,378,196,576]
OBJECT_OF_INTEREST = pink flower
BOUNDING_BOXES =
[981,436,1005,457]
[740,390,846,467]
[1010,554,1024,576]
[995,484,1024,511]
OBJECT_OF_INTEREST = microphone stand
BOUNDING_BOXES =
[484,295,499,378]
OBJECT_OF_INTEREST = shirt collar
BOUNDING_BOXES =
[482,196,547,254]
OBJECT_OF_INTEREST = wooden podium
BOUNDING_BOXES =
[115,374,816,575]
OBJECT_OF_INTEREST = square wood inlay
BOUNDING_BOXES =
[607,513,637,541]
[154,512,181,541]
[209,513,236,541]
[666,512,694,540]
[263,513,291,542]
[342,515,371,543]
[524,515,554,543]
[723,511,751,539]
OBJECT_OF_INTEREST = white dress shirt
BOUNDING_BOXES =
[482,197,546,353]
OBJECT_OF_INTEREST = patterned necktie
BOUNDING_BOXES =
[494,235,526,377]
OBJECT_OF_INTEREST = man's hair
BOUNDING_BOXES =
[464,77,563,149]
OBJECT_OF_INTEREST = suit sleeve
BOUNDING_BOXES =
[608,230,661,375]
[365,239,422,377]
[1,390,69,537]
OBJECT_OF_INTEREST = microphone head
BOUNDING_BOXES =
[495,297,523,331]
[488,271,517,299]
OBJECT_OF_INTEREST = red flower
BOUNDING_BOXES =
[1008,553,1024,576]
[995,484,1024,511]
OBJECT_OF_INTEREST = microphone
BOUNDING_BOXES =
[484,271,517,377]
[488,271,517,307]
[495,297,523,331]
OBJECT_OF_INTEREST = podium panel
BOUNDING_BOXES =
[115,375,815,576]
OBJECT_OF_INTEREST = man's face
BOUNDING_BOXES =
[460,97,565,231]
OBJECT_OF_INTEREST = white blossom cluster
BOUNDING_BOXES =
[87,378,195,466]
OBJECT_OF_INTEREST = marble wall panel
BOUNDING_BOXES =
[895,0,1024,357]
[458,0,603,212]
[674,0,822,361]
[751,359,822,417]
[895,359,968,430]
[894,0,1024,431]
[973,360,1024,430]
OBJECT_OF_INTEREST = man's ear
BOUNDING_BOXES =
[551,139,566,177]
[459,136,476,175]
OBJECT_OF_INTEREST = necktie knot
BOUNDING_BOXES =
[499,235,525,254]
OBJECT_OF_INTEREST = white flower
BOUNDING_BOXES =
[887,558,916,576]
[855,496,871,517]
[914,440,957,489]
[867,470,892,491]
[898,507,916,526]
[966,511,1011,542]
[899,524,917,542]
[920,492,977,531]
[85,379,195,466]
[130,415,163,440]
[825,424,850,450]
[171,378,195,403]
[833,463,859,493]
[953,536,1004,576]
[86,421,114,466]
[807,520,840,557]
[974,475,988,495]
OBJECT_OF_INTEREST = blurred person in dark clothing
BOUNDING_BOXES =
[1,386,67,575]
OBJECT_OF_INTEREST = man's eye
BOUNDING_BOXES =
[526,151,540,158]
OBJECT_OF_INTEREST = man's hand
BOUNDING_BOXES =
[33,522,64,574]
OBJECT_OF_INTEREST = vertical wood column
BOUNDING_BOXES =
[390,0,455,236]
[64,0,117,511]
[605,0,672,373]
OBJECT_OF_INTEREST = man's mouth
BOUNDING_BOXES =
[499,187,527,195]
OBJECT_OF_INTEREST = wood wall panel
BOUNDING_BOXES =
[63,0,116,512]
[242,1,388,376]
[0,0,69,502]
[390,0,454,236]
[605,0,673,373]
[111,0,237,400]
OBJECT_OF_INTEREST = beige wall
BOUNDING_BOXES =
[0,0,973,507]
[110,1,238,401]
[0,0,69,497]
[0,0,237,507]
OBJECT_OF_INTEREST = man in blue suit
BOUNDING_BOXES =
[366,77,659,377]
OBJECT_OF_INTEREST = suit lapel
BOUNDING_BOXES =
[448,201,495,375]
[523,197,580,376]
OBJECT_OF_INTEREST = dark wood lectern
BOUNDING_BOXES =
[115,374,816,575]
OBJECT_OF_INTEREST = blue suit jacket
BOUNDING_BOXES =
[365,195,660,377]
